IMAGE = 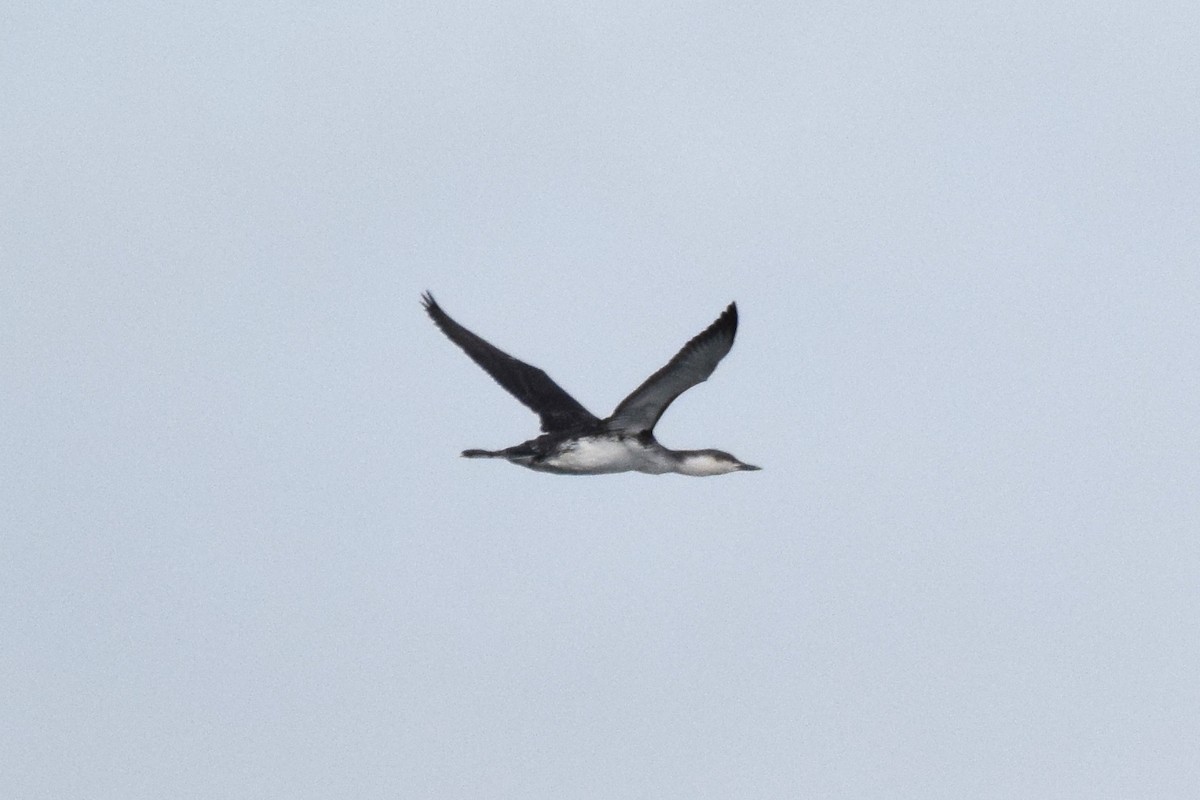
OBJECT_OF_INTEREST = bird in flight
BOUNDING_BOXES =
[421,292,759,476]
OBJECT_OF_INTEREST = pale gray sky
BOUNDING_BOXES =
[4,3,1199,797]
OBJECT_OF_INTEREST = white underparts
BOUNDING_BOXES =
[529,435,745,476]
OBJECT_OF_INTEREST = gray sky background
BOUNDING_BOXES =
[4,2,1199,797]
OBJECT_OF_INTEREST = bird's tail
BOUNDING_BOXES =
[461,449,504,458]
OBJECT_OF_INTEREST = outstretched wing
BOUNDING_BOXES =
[606,302,738,433]
[421,292,600,433]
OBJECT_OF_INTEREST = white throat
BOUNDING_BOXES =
[674,452,742,476]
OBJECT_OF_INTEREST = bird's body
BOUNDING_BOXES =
[421,293,759,476]
[463,430,747,476]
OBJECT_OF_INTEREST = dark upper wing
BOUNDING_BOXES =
[421,292,599,432]
[606,302,738,433]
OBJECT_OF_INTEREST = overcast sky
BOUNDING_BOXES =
[4,2,1199,797]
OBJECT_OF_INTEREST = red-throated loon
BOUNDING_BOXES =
[421,292,760,476]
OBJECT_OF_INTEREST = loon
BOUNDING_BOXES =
[421,292,760,476]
